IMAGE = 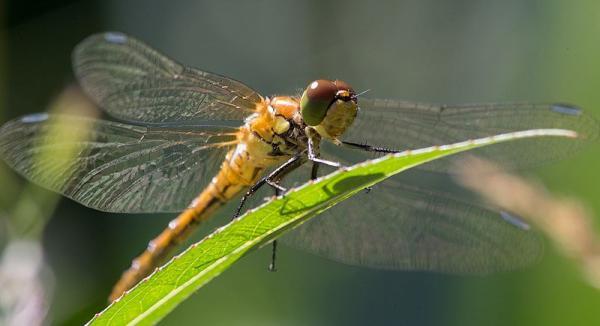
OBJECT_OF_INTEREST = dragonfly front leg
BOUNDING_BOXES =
[341,140,401,154]
[340,140,400,193]
[307,132,343,168]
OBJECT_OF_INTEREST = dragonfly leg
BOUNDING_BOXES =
[340,141,399,193]
[265,179,287,193]
[311,163,319,180]
[341,140,401,154]
[232,154,304,271]
[309,156,342,168]
[233,154,303,219]
[307,134,343,168]
[267,184,286,272]
[268,239,278,272]
[233,178,266,219]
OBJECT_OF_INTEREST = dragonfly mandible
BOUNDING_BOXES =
[0,32,598,302]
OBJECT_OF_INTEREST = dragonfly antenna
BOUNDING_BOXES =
[356,89,371,97]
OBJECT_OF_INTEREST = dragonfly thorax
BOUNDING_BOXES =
[242,96,308,159]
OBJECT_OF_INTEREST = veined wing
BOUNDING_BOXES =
[347,100,599,170]
[282,169,541,273]
[280,100,597,272]
[0,114,237,213]
[72,32,262,123]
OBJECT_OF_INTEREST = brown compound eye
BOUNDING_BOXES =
[300,79,338,126]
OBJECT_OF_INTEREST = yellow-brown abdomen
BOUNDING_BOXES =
[109,137,274,301]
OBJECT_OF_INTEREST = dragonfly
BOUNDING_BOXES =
[0,32,598,302]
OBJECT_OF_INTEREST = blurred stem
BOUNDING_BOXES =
[9,186,60,240]
[2,87,96,242]
[456,156,600,289]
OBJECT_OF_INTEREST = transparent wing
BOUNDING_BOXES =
[72,32,262,123]
[282,168,542,273]
[277,100,599,272]
[0,113,237,213]
[348,100,599,171]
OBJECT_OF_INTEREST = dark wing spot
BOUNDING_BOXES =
[500,211,531,230]
[21,113,49,123]
[551,103,581,116]
[104,32,127,44]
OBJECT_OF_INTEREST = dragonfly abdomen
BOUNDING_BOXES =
[109,135,282,301]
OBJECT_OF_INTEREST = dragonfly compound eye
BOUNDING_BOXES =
[300,79,338,126]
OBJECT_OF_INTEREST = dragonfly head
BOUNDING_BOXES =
[300,79,358,140]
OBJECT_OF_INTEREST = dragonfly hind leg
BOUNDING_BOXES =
[233,154,303,219]
[232,155,304,272]
[267,184,287,272]
[311,163,319,180]
[232,172,284,272]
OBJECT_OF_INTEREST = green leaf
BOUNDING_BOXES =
[87,129,576,326]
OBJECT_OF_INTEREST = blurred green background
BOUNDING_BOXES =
[1,0,600,325]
